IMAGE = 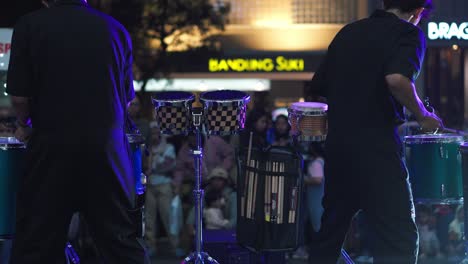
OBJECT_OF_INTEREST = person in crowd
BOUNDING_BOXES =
[416,205,442,260]
[447,205,465,257]
[271,114,292,147]
[308,0,443,263]
[145,122,183,257]
[127,92,152,148]
[292,142,325,260]
[127,93,152,174]
[203,189,230,230]
[6,0,149,262]
[205,167,237,229]
[240,109,270,149]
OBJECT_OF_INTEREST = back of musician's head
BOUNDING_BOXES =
[383,0,433,13]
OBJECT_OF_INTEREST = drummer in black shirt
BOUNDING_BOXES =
[7,0,149,263]
[309,0,443,263]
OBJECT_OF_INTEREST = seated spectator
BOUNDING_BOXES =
[204,189,230,230]
[205,167,237,229]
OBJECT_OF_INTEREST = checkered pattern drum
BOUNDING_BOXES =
[153,91,194,135]
[156,106,190,135]
[200,90,250,135]
[206,105,247,134]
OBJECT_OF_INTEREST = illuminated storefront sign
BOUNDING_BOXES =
[428,22,468,40]
[209,56,305,72]
[0,28,13,70]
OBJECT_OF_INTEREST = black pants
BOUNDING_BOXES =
[10,133,150,264]
[309,141,418,264]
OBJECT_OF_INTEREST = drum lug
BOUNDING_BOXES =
[441,184,446,198]
[439,145,448,159]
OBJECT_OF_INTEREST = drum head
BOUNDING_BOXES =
[152,91,195,103]
[200,90,250,102]
[405,134,464,144]
[0,137,25,149]
[289,102,328,112]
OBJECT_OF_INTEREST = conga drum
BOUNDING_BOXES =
[127,133,146,196]
[0,137,26,239]
[288,102,328,142]
[405,134,463,203]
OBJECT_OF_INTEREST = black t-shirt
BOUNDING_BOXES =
[311,10,425,144]
[7,0,134,141]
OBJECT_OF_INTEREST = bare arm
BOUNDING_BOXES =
[386,74,443,132]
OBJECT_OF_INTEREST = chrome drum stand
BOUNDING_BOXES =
[182,108,219,264]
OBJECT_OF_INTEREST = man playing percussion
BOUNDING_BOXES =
[309,0,443,263]
[7,0,150,262]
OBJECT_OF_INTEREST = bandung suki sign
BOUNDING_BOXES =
[0,28,13,70]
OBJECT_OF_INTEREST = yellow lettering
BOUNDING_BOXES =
[276,56,287,71]
[298,59,304,71]
[218,59,229,71]
[209,57,304,72]
[264,59,274,72]
[249,59,258,71]
[209,59,219,72]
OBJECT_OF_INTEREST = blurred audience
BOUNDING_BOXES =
[447,205,464,258]
[416,205,442,260]
[145,122,183,257]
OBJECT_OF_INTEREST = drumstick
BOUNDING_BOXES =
[278,166,282,224]
[247,159,254,219]
[265,161,271,222]
[247,131,253,163]
[271,162,278,223]
[242,131,254,218]
[279,162,285,224]
[252,160,259,218]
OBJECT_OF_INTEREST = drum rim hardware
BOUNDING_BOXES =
[404,134,464,144]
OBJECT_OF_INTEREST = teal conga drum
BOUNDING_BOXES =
[126,133,146,196]
[0,137,26,239]
[405,134,463,203]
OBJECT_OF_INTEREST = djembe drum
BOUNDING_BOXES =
[288,102,328,142]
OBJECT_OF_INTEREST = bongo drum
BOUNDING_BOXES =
[405,134,463,203]
[152,91,195,135]
[288,102,328,142]
[0,137,26,239]
[200,90,250,135]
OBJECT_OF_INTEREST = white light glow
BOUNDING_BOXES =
[253,19,293,28]
[134,78,271,92]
